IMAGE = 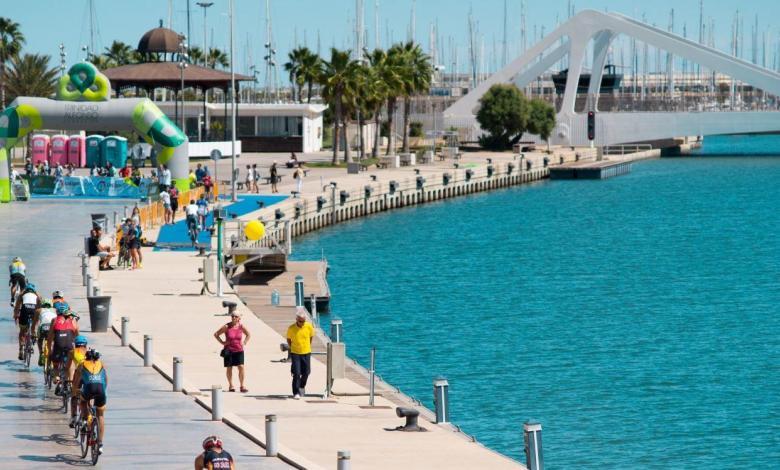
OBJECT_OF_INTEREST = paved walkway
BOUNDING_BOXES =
[0,200,290,469]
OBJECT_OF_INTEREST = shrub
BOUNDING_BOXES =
[475,83,529,150]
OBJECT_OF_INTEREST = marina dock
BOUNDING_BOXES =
[550,160,633,179]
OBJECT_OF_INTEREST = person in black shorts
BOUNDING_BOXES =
[13,283,40,360]
[73,349,108,455]
[195,435,234,469]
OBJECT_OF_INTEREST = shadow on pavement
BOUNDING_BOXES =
[14,433,79,447]
[19,453,91,466]
[3,403,62,413]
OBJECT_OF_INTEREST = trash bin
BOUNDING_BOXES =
[87,296,111,332]
[91,213,108,231]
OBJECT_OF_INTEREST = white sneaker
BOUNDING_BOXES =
[293,394,300,400]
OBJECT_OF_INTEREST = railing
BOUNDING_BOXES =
[602,144,653,156]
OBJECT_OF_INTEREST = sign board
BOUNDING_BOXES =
[210,149,223,161]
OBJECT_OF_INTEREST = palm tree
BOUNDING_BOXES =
[284,47,305,102]
[4,53,58,104]
[365,48,396,157]
[319,48,358,164]
[0,17,26,108]
[299,50,322,103]
[284,47,322,103]
[89,54,113,71]
[206,48,229,69]
[189,46,205,66]
[398,41,433,154]
[103,40,135,66]
[384,44,409,155]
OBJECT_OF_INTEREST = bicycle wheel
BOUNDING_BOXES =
[79,417,89,458]
[72,403,81,439]
[61,381,69,413]
[90,416,101,465]
[23,337,32,369]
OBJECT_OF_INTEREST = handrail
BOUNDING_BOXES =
[602,144,653,155]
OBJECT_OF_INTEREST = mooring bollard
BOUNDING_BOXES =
[173,357,183,392]
[143,335,153,367]
[310,293,318,324]
[330,318,343,343]
[369,347,376,406]
[211,385,223,421]
[523,422,544,470]
[120,317,129,346]
[337,450,351,470]
[433,377,450,423]
[93,285,101,297]
[265,414,278,457]
[271,289,280,306]
[80,252,88,286]
[86,274,93,298]
[294,275,304,307]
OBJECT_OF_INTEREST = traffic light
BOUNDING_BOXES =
[587,111,595,141]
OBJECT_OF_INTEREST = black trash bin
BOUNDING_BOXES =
[87,296,111,332]
[91,213,107,231]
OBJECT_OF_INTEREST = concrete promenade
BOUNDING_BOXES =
[0,200,290,468]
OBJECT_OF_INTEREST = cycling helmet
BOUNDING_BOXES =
[85,349,101,361]
[55,302,70,315]
[52,290,64,299]
[41,298,52,308]
[74,335,88,346]
[202,435,223,450]
[24,283,36,292]
[12,256,21,262]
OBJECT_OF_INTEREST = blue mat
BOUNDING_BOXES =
[154,195,287,251]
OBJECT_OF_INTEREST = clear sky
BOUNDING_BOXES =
[4,0,780,78]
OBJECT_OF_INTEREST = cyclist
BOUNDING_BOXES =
[185,199,199,245]
[67,335,89,428]
[196,193,209,229]
[8,256,26,305]
[52,290,67,309]
[33,298,57,366]
[194,435,234,470]
[47,302,79,394]
[73,348,107,455]
[13,282,40,360]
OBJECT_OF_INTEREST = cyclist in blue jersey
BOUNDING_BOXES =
[73,348,107,455]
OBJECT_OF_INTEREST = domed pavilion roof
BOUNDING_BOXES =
[137,21,182,54]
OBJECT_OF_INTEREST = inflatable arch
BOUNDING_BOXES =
[0,62,189,202]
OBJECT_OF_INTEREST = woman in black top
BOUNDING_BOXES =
[270,162,278,193]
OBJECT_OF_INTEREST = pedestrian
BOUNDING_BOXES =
[126,219,142,269]
[24,158,33,177]
[160,187,172,225]
[195,163,205,182]
[270,162,279,194]
[88,226,116,270]
[160,164,172,190]
[194,435,234,470]
[43,159,50,175]
[293,165,303,194]
[286,307,314,399]
[252,164,260,193]
[244,165,253,192]
[169,185,180,222]
[196,193,209,228]
[213,306,250,393]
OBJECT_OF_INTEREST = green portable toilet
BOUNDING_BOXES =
[100,136,128,170]
[85,135,104,168]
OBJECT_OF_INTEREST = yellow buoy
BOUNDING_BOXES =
[244,220,266,240]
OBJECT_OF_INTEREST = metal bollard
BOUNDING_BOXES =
[294,275,304,307]
[143,335,153,367]
[113,211,118,228]
[309,293,318,324]
[120,317,129,346]
[265,414,278,457]
[211,385,223,421]
[523,422,544,470]
[173,357,183,392]
[369,347,376,406]
[271,289,280,306]
[93,285,101,297]
[123,206,129,218]
[330,318,343,343]
[433,377,450,423]
[86,274,93,298]
[337,450,351,470]
[80,252,88,286]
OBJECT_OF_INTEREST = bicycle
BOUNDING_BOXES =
[21,319,35,369]
[187,215,200,246]
[78,397,101,465]
[42,342,52,389]
[52,354,70,412]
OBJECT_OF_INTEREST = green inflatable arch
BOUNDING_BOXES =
[0,62,190,202]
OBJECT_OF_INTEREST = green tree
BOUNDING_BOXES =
[4,53,58,104]
[188,46,204,65]
[384,44,410,155]
[319,48,358,164]
[526,99,557,151]
[284,47,321,104]
[397,41,432,154]
[206,48,229,69]
[476,84,529,150]
[0,17,25,108]
[103,40,137,66]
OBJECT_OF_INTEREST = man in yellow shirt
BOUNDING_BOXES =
[286,308,314,399]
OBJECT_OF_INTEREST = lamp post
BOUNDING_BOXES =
[197,2,213,142]
[177,36,189,132]
[229,0,237,202]
[58,44,67,77]
[196,2,213,58]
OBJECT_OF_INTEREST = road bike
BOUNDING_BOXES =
[187,215,200,246]
[78,397,101,465]
[21,319,35,369]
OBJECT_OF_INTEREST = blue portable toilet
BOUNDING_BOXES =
[85,135,104,168]
[100,136,128,170]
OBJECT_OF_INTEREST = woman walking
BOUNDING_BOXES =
[214,307,250,393]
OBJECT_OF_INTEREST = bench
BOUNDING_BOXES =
[263,175,283,185]
[221,180,245,191]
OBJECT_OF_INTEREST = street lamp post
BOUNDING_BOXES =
[178,36,189,132]
[58,44,67,77]
[196,2,213,142]
[229,0,237,202]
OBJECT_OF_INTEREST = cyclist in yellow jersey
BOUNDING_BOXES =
[67,335,88,428]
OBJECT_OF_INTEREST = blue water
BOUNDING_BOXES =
[155,195,286,250]
[291,135,780,469]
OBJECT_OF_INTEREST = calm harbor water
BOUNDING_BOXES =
[291,135,780,468]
